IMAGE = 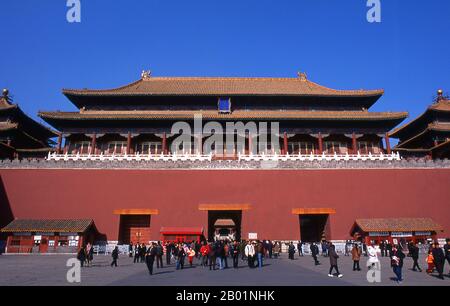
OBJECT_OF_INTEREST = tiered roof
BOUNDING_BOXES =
[391,92,450,157]
[0,90,57,158]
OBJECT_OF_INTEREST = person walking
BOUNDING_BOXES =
[223,241,229,269]
[445,239,450,276]
[232,241,240,268]
[351,243,362,271]
[111,246,119,267]
[288,242,295,260]
[268,240,273,259]
[155,242,163,269]
[310,242,320,265]
[146,243,157,275]
[245,241,256,268]
[215,241,224,270]
[200,242,209,267]
[273,242,280,258]
[390,244,405,283]
[209,242,217,270]
[297,241,303,257]
[240,240,247,261]
[409,242,422,272]
[380,241,386,257]
[165,242,173,265]
[128,242,133,258]
[328,243,343,278]
[256,241,264,268]
[77,246,86,267]
[426,248,435,274]
[431,242,445,280]
[133,243,140,263]
[176,244,186,270]
[140,243,146,263]
[386,242,392,257]
[188,247,196,267]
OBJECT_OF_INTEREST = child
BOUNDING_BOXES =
[426,250,434,274]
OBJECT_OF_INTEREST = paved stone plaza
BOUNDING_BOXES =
[0,253,449,286]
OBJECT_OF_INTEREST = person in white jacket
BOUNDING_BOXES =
[245,241,256,268]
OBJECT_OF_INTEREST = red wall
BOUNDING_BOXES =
[0,168,449,241]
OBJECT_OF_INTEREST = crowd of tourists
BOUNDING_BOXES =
[76,238,450,284]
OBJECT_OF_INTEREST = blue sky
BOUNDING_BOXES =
[0,0,449,130]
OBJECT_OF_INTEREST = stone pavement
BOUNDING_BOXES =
[0,253,449,286]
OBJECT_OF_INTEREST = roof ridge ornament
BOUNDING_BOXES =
[141,70,152,80]
[2,88,12,104]
[297,72,307,81]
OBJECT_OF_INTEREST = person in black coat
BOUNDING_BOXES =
[156,242,163,268]
[77,246,86,267]
[409,242,422,272]
[140,243,147,263]
[209,242,217,270]
[386,242,393,257]
[390,245,405,283]
[288,242,295,260]
[379,241,385,257]
[432,242,446,280]
[146,243,157,275]
[444,239,450,275]
[111,246,119,267]
[328,243,342,277]
[128,243,133,258]
[310,243,320,265]
[133,243,140,263]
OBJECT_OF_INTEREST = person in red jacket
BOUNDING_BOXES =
[200,242,210,267]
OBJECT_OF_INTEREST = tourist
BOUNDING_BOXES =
[231,241,240,268]
[288,242,295,260]
[362,242,368,257]
[431,242,445,280]
[200,242,209,267]
[409,242,422,272]
[245,241,256,268]
[273,241,281,258]
[328,243,343,278]
[133,243,140,263]
[111,246,119,267]
[386,242,392,257]
[128,242,133,258]
[426,248,435,274]
[176,244,186,270]
[344,240,351,256]
[310,242,320,265]
[156,241,163,268]
[145,243,154,275]
[367,245,379,270]
[321,241,328,257]
[140,243,146,263]
[267,240,273,259]
[390,244,405,283]
[240,240,247,261]
[380,240,386,257]
[214,241,224,270]
[87,243,94,267]
[223,241,229,269]
[77,245,86,267]
[297,240,303,257]
[351,243,362,271]
[165,242,173,265]
[209,242,217,270]
[188,247,196,267]
[445,239,450,275]
[256,240,264,268]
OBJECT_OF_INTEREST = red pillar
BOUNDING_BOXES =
[352,133,357,154]
[318,133,323,154]
[91,133,96,155]
[162,132,167,155]
[385,133,391,154]
[56,133,62,154]
[127,132,131,155]
[283,132,288,155]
